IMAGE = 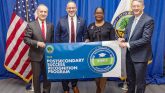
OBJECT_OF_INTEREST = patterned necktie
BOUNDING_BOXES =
[41,21,46,40]
[129,18,137,40]
[71,17,75,43]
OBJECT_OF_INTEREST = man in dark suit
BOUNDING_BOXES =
[118,0,154,93]
[24,4,54,93]
[55,1,86,93]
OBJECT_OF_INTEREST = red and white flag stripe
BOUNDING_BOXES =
[4,13,32,82]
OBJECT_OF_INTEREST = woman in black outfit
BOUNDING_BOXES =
[85,7,115,93]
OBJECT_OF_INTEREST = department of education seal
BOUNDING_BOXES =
[113,11,133,38]
[46,45,54,54]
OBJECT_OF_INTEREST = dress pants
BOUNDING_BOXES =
[62,79,78,91]
[126,51,147,93]
[31,58,51,93]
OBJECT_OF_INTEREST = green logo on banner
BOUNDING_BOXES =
[46,45,54,54]
[91,57,114,66]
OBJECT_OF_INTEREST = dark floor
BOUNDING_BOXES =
[0,78,165,93]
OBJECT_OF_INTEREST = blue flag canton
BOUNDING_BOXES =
[14,0,37,22]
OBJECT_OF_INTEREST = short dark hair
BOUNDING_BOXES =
[67,1,77,7]
[94,7,105,14]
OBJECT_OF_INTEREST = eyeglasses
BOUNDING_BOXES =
[95,12,104,15]
[67,7,76,10]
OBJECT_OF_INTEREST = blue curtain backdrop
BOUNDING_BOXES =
[0,0,165,84]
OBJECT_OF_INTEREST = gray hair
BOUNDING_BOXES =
[37,4,48,11]
[132,0,144,5]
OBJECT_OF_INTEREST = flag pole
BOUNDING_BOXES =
[122,79,128,92]
[26,0,29,22]
[25,0,34,92]
[115,24,128,92]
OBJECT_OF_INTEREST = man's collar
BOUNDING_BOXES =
[68,15,77,19]
[38,18,46,23]
[135,12,143,19]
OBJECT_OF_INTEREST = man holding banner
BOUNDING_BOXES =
[118,0,154,93]
[24,4,54,93]
[55,1,87,93]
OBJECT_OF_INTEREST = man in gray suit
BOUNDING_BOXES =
[55,1,86,93]
[24,4,54,93]
[118,0,154,93]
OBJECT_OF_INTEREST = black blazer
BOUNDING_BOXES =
[85,22,115,42]
[125,13,154,62]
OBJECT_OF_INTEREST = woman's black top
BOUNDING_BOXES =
[85,22,115,42]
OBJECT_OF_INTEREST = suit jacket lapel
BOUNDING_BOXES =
[65,16,70,34]
[130,14,145,39]
[76,16,81,35]
[127,17,134,39]
[46,22,50,42]
[36,21,45,41]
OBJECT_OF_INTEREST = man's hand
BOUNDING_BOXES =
[37,42,45,48]
[119,42,127,48]
[118,38,125,42]
[118,38,127,48]
[85,39,90,43]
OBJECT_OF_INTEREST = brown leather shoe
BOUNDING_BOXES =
[96,88,101,93]
[73,86,79,93]
[64,91,69,93]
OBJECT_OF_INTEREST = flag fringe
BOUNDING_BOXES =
[4,64,32,83]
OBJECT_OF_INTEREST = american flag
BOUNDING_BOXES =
[4,0,37,82]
